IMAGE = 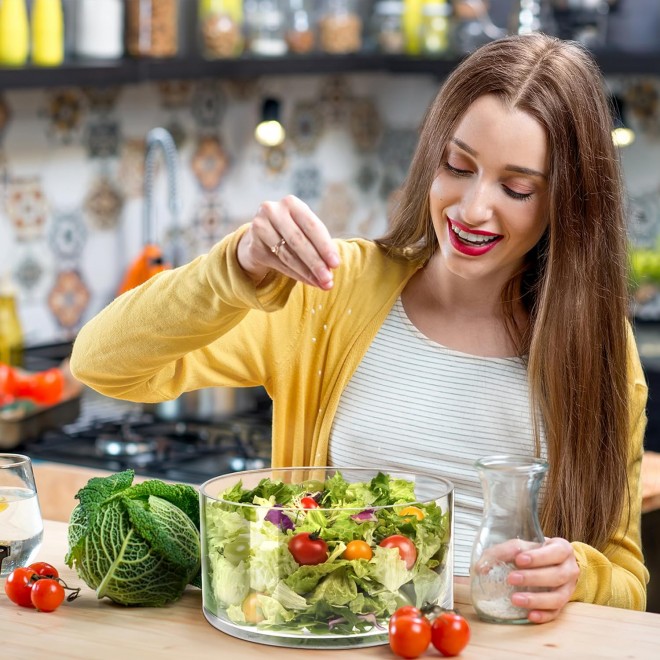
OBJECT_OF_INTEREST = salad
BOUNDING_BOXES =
[202,470,452,637]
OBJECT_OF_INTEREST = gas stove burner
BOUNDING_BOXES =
[95,435,158,458]
[26,408,273,483]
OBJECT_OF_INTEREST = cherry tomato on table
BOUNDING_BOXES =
[379,534,417,570]
[29,562,59,579]
[30,578,65,612]
[4,567,37,608]
[388,608,432,659]
[343,539,373,561]
[431,611,471,657]
[288,532,328,565]
[389,605,422,625]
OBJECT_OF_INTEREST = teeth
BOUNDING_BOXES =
[451,224,497,245]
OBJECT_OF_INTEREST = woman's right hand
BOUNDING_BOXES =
[237,195,340,290]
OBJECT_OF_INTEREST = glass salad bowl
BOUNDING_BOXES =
[199,467,454,649]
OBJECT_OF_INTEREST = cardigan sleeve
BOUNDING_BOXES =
[569,327,649,610]
[70,226,300,402]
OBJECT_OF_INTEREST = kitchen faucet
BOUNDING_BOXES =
[116,127,182,296]
[143,127,183,267]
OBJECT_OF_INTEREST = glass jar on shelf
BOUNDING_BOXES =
[420,0,450,57]
[319,0,362,55]
[126,0,179,59]
[199,0,244,59]
[285,0,316,55]
[372,1,405,54]
[245,0,288,57]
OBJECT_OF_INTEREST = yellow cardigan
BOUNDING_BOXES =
[70,227,649,610]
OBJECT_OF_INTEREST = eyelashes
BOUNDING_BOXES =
[441,161,534,202]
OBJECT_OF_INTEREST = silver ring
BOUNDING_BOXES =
[270,237,286,256]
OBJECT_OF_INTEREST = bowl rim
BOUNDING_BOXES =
[199,465,454,510]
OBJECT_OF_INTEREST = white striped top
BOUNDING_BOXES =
[328,297,545,576]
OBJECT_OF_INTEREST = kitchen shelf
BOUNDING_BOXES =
[0,49,659,90]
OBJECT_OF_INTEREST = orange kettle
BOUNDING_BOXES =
[116,244,170,296]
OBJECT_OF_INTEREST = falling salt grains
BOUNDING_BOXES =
[323,324,327,331]
[311,308,315,315]
[318,370,322,376]
[311,337,316,342]
[347,308,352,315]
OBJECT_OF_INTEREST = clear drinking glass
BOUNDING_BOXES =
[0,454,43,576]
[470,455,548,624]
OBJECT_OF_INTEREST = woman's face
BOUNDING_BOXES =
[429,94,550,284]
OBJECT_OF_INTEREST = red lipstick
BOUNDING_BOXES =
[447,218,502,257]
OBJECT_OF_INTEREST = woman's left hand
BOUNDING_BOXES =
[507,537,580,623]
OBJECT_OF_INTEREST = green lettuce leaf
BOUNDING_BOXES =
[368,545,411,593]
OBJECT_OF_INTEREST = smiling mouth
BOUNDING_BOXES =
[448,220,501,247]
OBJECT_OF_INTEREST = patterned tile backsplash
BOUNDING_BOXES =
[2,73,660,346]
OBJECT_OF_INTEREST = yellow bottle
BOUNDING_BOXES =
[31,0,64,66]
[403,0,424,55]
[0,0,29,66]
[0,274,24,367]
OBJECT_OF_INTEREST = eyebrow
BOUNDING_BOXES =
[451,137,548,179]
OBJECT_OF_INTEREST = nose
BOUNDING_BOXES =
[460,179,494,226]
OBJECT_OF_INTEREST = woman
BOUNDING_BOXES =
[70,34,648,621]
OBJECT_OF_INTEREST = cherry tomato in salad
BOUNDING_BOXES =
[288,532,328,565]
[430,611,471,657]
[4,567,37,608]
[28,562,59,579]
[300,496,320,509]
[242,592,265,624]
[343,539,373,561]
[388,611,431,659]
[30,578,65,612]
[379,534,417,570]
[398,506,425,521]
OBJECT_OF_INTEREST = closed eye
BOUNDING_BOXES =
[503,186,533,201]
[444,161,534,202]
[443,162,471,176]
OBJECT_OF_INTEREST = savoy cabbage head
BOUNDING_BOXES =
[66,469,201,607]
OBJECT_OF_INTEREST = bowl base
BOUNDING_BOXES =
[202,608,389,649]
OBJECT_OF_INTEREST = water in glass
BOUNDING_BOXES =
[0,454,43,576]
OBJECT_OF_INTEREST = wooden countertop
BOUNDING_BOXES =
[1,521,660,659]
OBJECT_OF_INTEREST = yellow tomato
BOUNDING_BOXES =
[398,506,425,521]
[343,539,373,561]
[242,592,264,624]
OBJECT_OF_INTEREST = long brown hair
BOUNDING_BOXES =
[377,34,630,551]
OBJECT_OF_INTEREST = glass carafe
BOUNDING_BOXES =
[470,455,548,624]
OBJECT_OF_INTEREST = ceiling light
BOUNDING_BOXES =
[255,98,285,147]
[610,95,635,148]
